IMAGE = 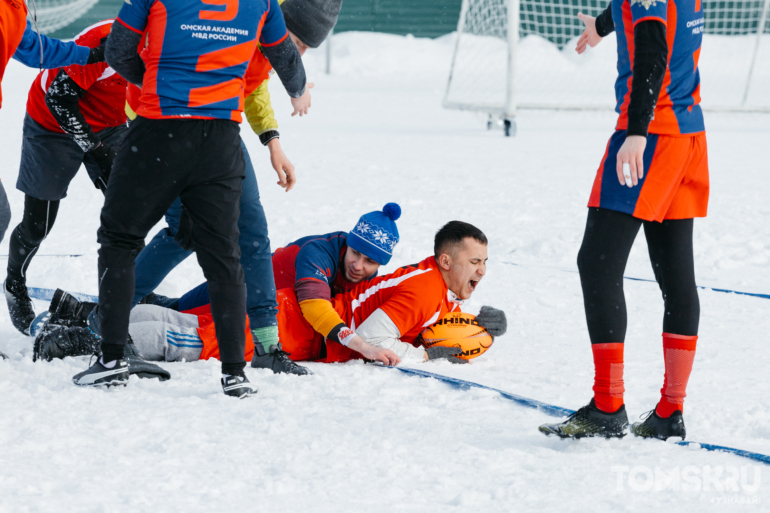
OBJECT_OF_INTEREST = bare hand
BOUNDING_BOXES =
[576,13,603,54]
[290,83,314,117]
[348,335,401,366]
[616,135,647,187]
[266,139,296,192]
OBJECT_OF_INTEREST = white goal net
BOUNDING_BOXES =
[444,0,770,118]
[27,0,100,34]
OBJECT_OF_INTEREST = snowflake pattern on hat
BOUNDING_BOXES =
[354,221,398,253]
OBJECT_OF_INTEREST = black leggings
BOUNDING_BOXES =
[7,195,60,280]
[577,208,699,344]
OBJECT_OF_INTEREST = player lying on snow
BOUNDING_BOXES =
[34,219,508,380]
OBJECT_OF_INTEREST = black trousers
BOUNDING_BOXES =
[577,208,700,344]
[97,116,247,373]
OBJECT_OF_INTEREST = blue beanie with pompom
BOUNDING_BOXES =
[348,203,402,265]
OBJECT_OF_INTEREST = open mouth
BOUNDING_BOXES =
[469,279,478,292]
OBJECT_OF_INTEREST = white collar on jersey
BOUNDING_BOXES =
[447,289,465,307]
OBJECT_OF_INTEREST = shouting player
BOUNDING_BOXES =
[4,20,127,336]
[540,3,708,440]
[72,0,311,397]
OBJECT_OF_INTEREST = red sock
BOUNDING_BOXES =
[592,343,625,413]
[656,333,698,418]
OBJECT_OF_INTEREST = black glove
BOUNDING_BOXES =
[476,306,507,338]
[426,346,468,364]
[87,37,108,65]
[33,325,99,362]
[88,142,117,192]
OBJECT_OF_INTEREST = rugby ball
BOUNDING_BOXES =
[420,312,493,360]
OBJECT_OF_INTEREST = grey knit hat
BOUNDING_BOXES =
[281,0,343,49]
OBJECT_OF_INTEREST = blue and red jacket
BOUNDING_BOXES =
[115,0,288,121]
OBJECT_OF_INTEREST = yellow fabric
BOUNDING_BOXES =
[125,100,137,121]
[244,77,278,136]
[299,298,347,338]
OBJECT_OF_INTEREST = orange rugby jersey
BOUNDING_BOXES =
[332,256,463,343]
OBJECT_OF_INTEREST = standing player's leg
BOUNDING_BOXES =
[631,218,698,439]
[73,117,191,387]
[539,207,642,438]
[239,140,309,375]
[177,120,253,396]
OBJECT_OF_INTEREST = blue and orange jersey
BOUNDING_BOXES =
[116,0,288,121]
[332,256,463,344]
[613,0,705,135]
[273,231,376,301]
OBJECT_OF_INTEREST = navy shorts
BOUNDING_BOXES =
[16,114,127,201]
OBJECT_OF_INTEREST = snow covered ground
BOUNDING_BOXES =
[1,31,769,512]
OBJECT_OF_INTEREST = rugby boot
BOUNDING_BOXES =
[138,292,179,310]
[539,399,628,439]
[87,306,102,337]
[631,408,686,441]
[221,374,257,398]
[4,277,35,335]
[73,357,129,387]
[34,325,99,362]
[251,342,312,376]
[49,288,96,328]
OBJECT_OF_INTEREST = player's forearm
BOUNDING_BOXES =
[260,37,306,98]
[595,4,615,37]
[45,70,101,152]
[105,22,146,87]
[244,80,280,145]
[356,309,427,360]
[627,20,668,137]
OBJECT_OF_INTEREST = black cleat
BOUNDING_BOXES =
[251,343,312,376]
[34,325,100,362]
[631,408,686,440]
[138,292,179,309]
[73,357,129,387]
[49,289,96,328]
[221,375,257,398]
[539,399,628,439]
[4,277,35,335]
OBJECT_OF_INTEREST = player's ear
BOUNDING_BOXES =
[437,253,452,271]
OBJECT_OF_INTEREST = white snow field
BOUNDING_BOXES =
[1,32,770,512]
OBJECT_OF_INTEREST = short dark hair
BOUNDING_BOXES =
[434,221,488,259]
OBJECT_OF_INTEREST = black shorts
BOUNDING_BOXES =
[16,114,127,201]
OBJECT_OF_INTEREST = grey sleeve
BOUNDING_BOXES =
[105,22,145,87]
[260,37,307,98]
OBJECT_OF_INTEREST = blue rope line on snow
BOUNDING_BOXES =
[394,366,770,466]
[504,262,770,300]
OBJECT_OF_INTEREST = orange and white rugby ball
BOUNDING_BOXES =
[420,312,493,360]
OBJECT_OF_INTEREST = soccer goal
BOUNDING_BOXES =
[27,0,100,34]
[444,0,770,135]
